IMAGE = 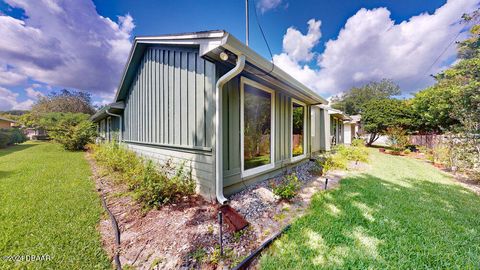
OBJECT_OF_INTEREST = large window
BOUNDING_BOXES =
[241,78,274,176]
[292,100,306,160]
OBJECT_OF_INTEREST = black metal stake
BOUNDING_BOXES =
[218,211,223,256]
[324,178,329,190]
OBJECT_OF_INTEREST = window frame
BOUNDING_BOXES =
[291,98,307,162]
[240,77,276,178]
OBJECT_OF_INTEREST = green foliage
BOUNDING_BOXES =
[386,127,409,151]
[331,79,401,115]
[91,142,196,208]
[320,144,369,173]
[0,128,27,148]
[351,138,365,147]
[410,86,459,132]
[272,173,300,200]
[40,112,96,151]
[362,99,414,145]
[322,153,348,173]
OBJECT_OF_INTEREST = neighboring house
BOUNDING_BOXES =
[318,106,351,146]
[91,30,331,203]
[0,117,17,128]
[24,127,48,140]
[349,114,362,137]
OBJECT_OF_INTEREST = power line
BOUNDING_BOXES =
[411,26,464,89]
[250,0,275,77]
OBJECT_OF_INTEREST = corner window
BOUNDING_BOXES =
[241,77,275,176]
[292,100,306,160]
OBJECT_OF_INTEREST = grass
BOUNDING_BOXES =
[0,142,110,269]
[260,148,480,269]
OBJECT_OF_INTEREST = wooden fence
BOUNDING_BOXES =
[409,134,443,149]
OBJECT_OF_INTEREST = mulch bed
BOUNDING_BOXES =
[87,153,366,269]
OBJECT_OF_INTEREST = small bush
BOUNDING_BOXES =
[351,138,365,147]
[403,149,412,155]
[41,112,96,151]
[0,128,28,148]
[272,173,300,200]
[319,144,369,173]
[386,127,409,152]
[323,153,348,173]
[91,142,196,208]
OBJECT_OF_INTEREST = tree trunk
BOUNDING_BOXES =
[366,133,379,146]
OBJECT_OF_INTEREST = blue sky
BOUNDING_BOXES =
[0,0,478,110]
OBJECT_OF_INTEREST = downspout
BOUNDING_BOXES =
[215,54,246,205]
[106,109,122,142]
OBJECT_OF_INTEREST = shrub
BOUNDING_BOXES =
[40,112,96,151]
[403,149,412,155]
[322,153,348,173]
[0,128,28,148]
[272,173,300,200]
[386,127,409,151]
[351,138,365,147]
[91,142,196,208]
[319,144,369,173]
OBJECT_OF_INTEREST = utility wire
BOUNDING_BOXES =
[411,26,464,89]
[251,0,275,77]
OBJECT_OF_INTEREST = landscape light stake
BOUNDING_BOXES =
[218,211,223,256]
[325,178,329,190]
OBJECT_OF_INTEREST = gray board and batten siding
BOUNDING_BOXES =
[217,64,316,195]
[115,43,325,199]
[121,45,217,198]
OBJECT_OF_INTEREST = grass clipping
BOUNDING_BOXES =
[89,142,196,209]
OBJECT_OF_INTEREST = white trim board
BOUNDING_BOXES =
[240,77,276,178]
[291,98,307,162]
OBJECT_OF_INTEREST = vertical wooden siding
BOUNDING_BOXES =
[123,46,215,148]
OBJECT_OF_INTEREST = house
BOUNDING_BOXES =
[0,117,17,128]
[91,30,331,203]
[24,127,48,140]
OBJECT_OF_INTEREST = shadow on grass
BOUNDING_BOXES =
[0,142,38,158]
[260,173,480,269]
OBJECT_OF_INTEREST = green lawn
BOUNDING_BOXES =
[260,148,480,269]
[0,142,110,269]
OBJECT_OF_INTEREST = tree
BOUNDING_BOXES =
[31,89,95,115]
[362,99,413,146]
[39,112,97,151]
[331,79,401,115]
[410,86,459,133]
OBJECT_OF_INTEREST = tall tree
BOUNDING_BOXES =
[31,89,96,115]
[362,99,413,146]
[331,79,401,115]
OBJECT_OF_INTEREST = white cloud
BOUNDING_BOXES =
[256,0,283,13]
[25,85,45,99]
[0,0,135,96]
[0,86,34,111]
[282,19,321,62]
[0,65,27,85]
[273,0,480,96]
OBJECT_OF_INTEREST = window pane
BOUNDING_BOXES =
[292,103,304,157]
[244,84,271,170]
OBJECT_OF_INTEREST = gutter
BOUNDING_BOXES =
[106,110,122,142]
[215,54,246,205]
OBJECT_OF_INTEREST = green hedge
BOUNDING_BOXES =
[0,128,27,148]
